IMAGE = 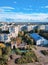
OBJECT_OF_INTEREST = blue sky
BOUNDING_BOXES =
[0,0,48,22]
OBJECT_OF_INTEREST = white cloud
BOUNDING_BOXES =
[0,6,15,10]
[0,6,15,12]
[41,5,48,8]
[13,1,16,4]
[45,6,48,8]
[0,12,48,22]
[0,9,4,12]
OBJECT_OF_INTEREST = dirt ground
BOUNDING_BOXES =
[7,46,48,65]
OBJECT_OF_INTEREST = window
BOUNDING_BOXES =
[4,34,8,40]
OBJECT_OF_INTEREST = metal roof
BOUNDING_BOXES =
[30,33,42,41]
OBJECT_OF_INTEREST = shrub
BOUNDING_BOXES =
[41,50,48,56]
[15,50,38,64]
[15,48,21,55]
[0,46,11,65]
[0,58,7,65]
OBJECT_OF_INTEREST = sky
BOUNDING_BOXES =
[0,0,48,22]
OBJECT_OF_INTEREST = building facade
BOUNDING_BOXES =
[0,34,10,43]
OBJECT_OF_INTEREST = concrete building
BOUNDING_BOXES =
[9,26,19,38]
[18,25,27,31]
[45,25,48,31]
[27,25,32,31]
[21,25,28,31]
[39,25,45,30]
[39,25,48,31]
[1,24,9,31]
[0,33,10,43]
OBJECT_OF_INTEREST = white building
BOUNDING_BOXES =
[18,25,27,31]
[1,24,8,31]
[0,34,10,43]
[45,25,48,31]
[18,25,22,31]
[39,25,45,30]
[39,25,48,31]
[9,26,19,38]
[27,25,32,31]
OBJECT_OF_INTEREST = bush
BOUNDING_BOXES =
[15,50,38,64]
[41,50,48,56]
[2,55,8,60]
[0,46,11,65]
[0,58,7,65]
[15,48,21,55]
[2,46,11,55]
